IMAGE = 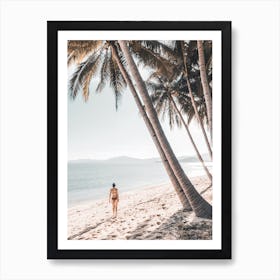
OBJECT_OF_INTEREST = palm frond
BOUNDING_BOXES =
[141,41,178,62]
[113,42,128,68]
[146,80,163,96]
[156,94,168,122]
[69,51,102,100]
[82,72,93,102]
[129,41,175,78]
[96,49,111,93]
[67,40,103,65]
[109,55,127,110]
[175,112,182,128]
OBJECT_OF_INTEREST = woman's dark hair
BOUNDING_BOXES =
[112,183,116,187]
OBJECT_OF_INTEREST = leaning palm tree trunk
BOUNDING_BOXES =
[110,44,192,210]
[169,96,212,181]
[197,40,212,141]
[180,41,213,160]
[119,40,212,219]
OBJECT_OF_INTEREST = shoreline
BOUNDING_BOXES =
[68,181,170,209]
[68,171,210,208]
[68,175,212,240]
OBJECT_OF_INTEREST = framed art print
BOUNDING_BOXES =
[47,21,231,259]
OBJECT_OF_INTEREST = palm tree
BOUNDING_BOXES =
[119,40,212,218]
[68,41,127,110]
[68,40,192,210]
[197,40,212,141]
[147,74,212,181]
[110,44,192,209]
[179,41,212,160]
[178,78,209,128]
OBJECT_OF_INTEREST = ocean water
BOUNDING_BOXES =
[68,159,211,207]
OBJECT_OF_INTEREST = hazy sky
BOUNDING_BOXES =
[68,75,210,161]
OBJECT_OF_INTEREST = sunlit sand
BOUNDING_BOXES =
[68,176,212,240]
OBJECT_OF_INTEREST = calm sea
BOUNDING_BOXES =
[68,159,211,207]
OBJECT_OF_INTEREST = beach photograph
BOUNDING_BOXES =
[67,39,214,241]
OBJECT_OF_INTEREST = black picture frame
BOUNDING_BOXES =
[47,21,231,259]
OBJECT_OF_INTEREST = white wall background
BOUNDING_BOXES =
[0,0,279,279]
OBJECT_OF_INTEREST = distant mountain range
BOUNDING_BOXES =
[178,154,211,163]
[69,154,211,164]
[69,156,154,164]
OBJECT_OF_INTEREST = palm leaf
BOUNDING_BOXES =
[69,51,102,100]
[109,55,127,110]
[141,41,178,62]
[96,49,111,93]
[129,41,175,78]
[67,40,103,65]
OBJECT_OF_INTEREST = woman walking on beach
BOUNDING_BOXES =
[109,183,119,218]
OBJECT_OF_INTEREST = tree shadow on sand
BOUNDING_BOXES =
[125,209,212,240]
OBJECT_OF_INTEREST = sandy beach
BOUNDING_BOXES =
[68,176,212,240]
